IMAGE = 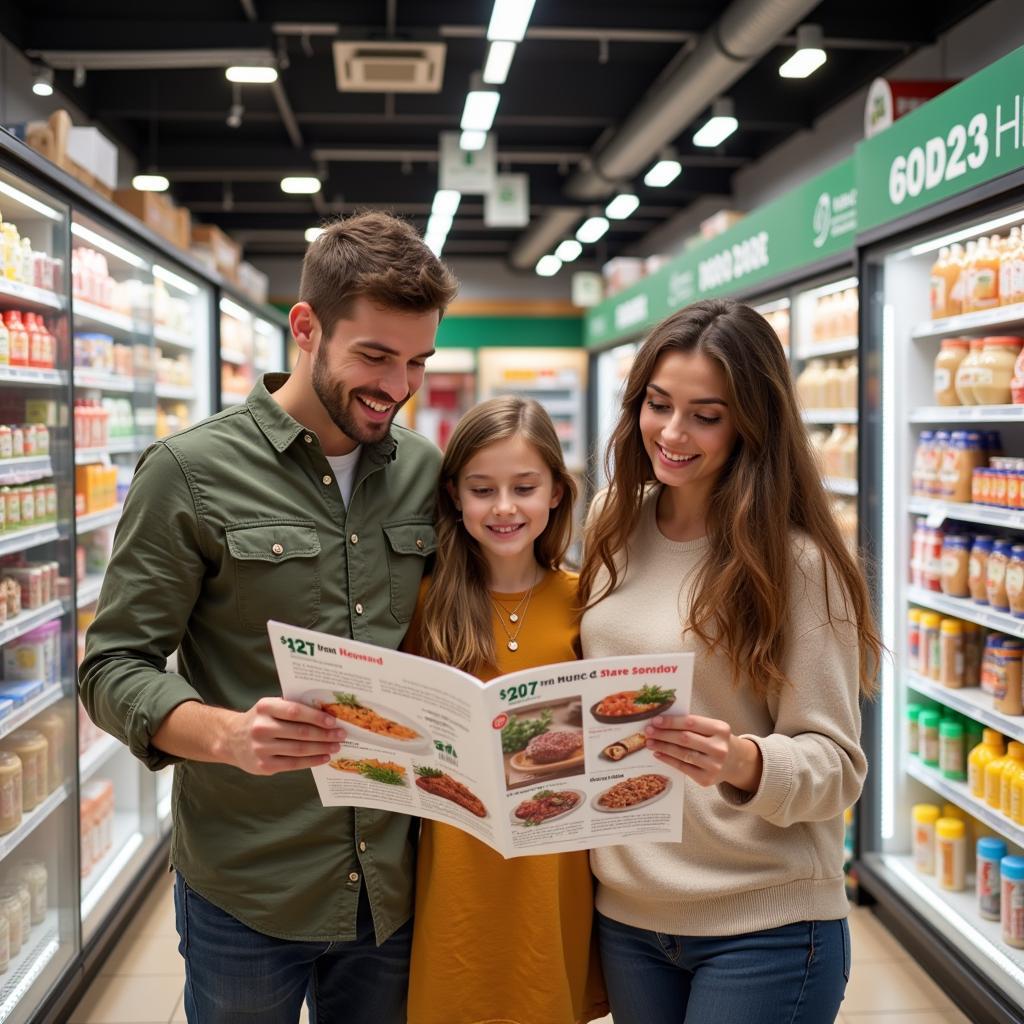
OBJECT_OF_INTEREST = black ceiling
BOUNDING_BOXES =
[0,1,994,265]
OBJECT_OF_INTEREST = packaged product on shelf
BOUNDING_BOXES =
[920,708,941,762]
[939,620,966,686]
[984,743,1015,809]
[1013,763,1024,825]
[32,709,64,792]
[956,340,985,404]
[987,539,1013,611]
[934,339,969,405]
[1002,856,1024,949]
[913,803,941,874]
[11,861,47,926]
[974,337,1024,405]
[969,729,1005,798]
[0,752,21,836]
[978,836,1007,921]
[939,719,966,777]
[1001,744,1024,815]
[969,236,1001,312]
[992,637,1024,716]
[924,529,944,592]
[908,610,922,667]
[940,535,971,597]
[0,887,22,957]
[921,613,942,676]
[906,700,923,755]
[936,817,967,891]
[1,730,47,811]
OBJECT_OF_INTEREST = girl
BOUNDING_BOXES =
[403,396,605,1024]
[580,299,881,1024]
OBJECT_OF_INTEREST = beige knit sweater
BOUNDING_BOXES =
[581,487,866,936]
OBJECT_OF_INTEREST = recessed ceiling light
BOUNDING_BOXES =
[432,190,461,219]
[226,66,279,84]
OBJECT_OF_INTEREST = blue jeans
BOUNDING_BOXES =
[597,912,850,1024]
[174,874,411,1024]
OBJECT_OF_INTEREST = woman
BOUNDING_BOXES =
[579,298,880,1024]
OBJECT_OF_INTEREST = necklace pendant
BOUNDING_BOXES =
[509,613,519,623]
[507,640,519,652]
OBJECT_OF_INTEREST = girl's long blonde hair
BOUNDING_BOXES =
[579,298,880,698]
[421,397,578,673]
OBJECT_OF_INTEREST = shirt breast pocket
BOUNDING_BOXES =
[382,519,437,624]
[225,519,322,633]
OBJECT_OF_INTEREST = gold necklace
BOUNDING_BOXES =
[490,588,532,623]
[489,572,541,652]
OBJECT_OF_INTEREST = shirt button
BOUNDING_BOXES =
[358,841,367,852]
[415,538,424,550]
[271,543,284,555]
[348,871,360,882]
[355,602,364,615]
[350,533,359,544]
[322,474,333,486]
[303,434,313,444]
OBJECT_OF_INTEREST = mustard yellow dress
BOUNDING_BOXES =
[403,569,606,1024]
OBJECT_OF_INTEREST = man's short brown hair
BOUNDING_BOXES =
[299,210,459,339]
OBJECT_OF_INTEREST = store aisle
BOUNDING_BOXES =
[66,872,973,1024]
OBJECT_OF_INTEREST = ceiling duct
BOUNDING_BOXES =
[333,41,446,93]
[509,0,820,269]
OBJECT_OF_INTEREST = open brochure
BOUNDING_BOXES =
[269,620,693,859]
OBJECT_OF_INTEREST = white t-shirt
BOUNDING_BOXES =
[325,447,361,507]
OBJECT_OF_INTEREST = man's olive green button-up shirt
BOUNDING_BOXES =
[79,374,440,942]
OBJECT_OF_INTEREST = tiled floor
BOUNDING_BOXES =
[68,872,972,1024]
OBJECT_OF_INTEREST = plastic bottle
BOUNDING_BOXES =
[1001,856,1024,949]
[936,817,967,891]
[978,836,1007,920]
[961,240,979,313]
[919,709,941,765]
[939,620,966,686]
[913,804,941,874]
[939,719,966,779]
[948,242,968,318]
[931,247,951,318]
[1000,228,1021,306]
[921,613,942,677]
[906,701,924,755]
[985,743,1015,809]
[972,235,1001,310]
[969,728,1005,799]
[1001,741,1024,816]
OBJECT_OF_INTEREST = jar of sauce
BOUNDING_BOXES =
[940,619,965,687]
[924,527,945,592]
[941,534,972,598]
[0,753,21,836]
[1,730,47,812]
[988,539,1013,611]
[956,339,986,404]
[913,431,935,497]
[1009,545,1024,619]
[929,432,950,496]
[975,337,1024,405]
[935,339,970,405]
[993,638,1024,715]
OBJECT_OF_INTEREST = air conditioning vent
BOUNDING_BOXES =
[333,41,446,93]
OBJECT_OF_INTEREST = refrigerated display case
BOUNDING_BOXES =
[403,348,476,450]
[218,292,287,409]
[591,341,638,490]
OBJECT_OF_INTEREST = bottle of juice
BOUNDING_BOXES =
[0,314,9,367]
[1013,226,1024,306]
[2,311,28,367]
[931,247,951,319]
[1000,228,1021,307]
[1012,759,1024,825]
[961,240,979,314]
[973,236,1001,311]
[1001,741,1024,816]
[969,728,1005,799]
[985,743,1015,809]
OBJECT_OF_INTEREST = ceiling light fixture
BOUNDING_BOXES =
[576,215,610,244]
[487,0,537,42]
[427,213,454,237]
[305,227,325,243]
[693,97,738,148]
[32,66,54,97]
[432,189,461,219]
[536,254,562,277]
[132,173,170,192]
[280,176,321,194]
[424,231,447,257]
[605,189,639,220]
[461,73,501,132]
[779,24,827,79]
[225,65,279,83]
[483,40,516,84]
[459,130,487,152]
[643,150,682,188]
[555,239,582,262]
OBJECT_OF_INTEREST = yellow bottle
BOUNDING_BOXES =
[1012,763,1024,824]
[969,728,1005,799]
[1000,227,1020,306]
[985,744,1014,809]
[1002,741,1024,815]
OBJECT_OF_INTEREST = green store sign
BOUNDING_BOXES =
[585,158,857,348]
[856,42,1024,232]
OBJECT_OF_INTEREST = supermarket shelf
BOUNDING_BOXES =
[220,349,248,366]
[910,404,1024,423]
[0,278,65,312]
[81,815,147,923]
[913,301,1024,341]
[73,369,138,394]
[0,457,53,485]
[73,299,148,336]
[154,325,195,351]
[221,391,247,407]
[79,733,126,785]
[0,523,61,558]
[0,600,64,648]
[156,383,196,401]
[0,683,63,743]
[906,758,1024,849]
[906,671,1024,743]
[907,584,1024,638]
[75,505,122,534]
[823,476,858,496]
[795,336,859,359]
[908,496,1024,531]
[0,784,70,862]
[802,408,858,424]
[76,575,103,607]
[75,437,143,464]
[0,366,67,388]
[0,910,61,1023]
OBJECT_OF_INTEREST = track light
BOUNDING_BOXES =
[693,98,738,148]
[536,255,562,277]
[779,25,827,79]
[643,150,682,188]
[32,66,54,97]
[605,189,639,220]
[555,240,582,262]
[576,215,610,244]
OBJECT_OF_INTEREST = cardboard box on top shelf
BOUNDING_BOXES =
[21,110,114,199]
[237,261,269,304]
[601,257,646,297]
[191,223,241,283]
[113,189,190,250]
[66,127,118,191]
[700,209,744,239]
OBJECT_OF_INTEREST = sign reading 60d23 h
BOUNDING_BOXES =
[856,43,1024,232]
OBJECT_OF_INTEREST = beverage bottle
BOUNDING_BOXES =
[931,247,950,319]
[969,728,1005,799]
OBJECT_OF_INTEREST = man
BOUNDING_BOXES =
[80,211,458,1023]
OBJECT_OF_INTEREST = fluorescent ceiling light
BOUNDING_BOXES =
[132,173,169,192]
[220,297,251,321]
[555,239,582,262]
[305,227,325,243]
[71,221,148,268]
[32,67,53,97]
[461,87,500,132]
[487,0,537,42]
[280,176,321,194]
[605,191,639,220]
[908,208,1024,256]
[643,155,682,188]
[576,216,610,244]
[226,65,278,83]
[779,24,827,79]
[425,233,446,257]
[460,130,487,151]
[0,180,61,221]
[483,41,516,84]
[153,263,199,294]
[536,254,562,277]
[432,189,461,219]
[427,213,453,237]
[693,98,738,148]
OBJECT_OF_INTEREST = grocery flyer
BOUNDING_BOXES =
[268,620,693,858]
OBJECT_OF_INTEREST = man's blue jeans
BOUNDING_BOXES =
[173,874,411,1023]
[597,911,850,1024]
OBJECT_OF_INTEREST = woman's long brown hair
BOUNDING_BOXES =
[421,397,578,673]
[579,298,880,697]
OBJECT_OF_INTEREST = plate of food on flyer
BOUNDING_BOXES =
[508,728,585,774]
[590,685,676,724]
[303,690,432,754]
[413,765,488,818]
[510,788,586,827]
[591,774,673,813]
[327,756,408,786]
